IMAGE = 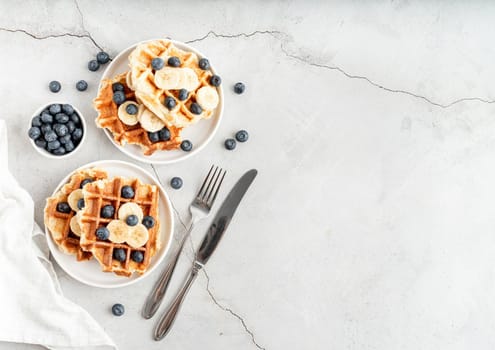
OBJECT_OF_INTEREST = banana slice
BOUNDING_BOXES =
[69,215,82,237]
[118,101,140,126]
[107,219,130,243]
[118,202,144,222]
[126,71,134,90]
[178,68,200,91]
[126,224,149,248]
[196,86,219,110]
[68,189,84,212]
[154,67,182,90]
[138,108,165,132]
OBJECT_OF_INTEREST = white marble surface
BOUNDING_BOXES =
[2,1,495,349]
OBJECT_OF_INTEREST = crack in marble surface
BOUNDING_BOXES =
[73,0,105,52]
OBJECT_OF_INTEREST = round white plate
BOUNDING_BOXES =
[99,39,224,164]
[45,160,174,288]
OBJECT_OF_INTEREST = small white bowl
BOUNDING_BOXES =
[29,102,87,159]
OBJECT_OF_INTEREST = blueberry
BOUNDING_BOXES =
[198,58,210,70]
[234,82,245,94]
[112,82,124,92]
[54,123,69,137]
[112,249,126,263]
[125,103,138,115]
[52,147,66,156]
[56,202,71,213]
[142,216,155,229]
[101,204,115,218]
[76,80,88,91]
[67,120,76,133]
[59,134,71,145]
[113,91,125,105]
[40,124,52,135]
[62,104,74,115]
[111,303,125,316]
[32,116,42,127]
[126,214,139,226]
[96,51,110,64]
[165,96,176,110]
[131,251,144,263]
[170,177,183,189]
[180,140,192,152]
[34,139,47,148]
[190,102,202,115]
[47,140,61,151]
[178,89,189,101]
[44,130,58,142]
[151,57,164,70]
[41,112,53,124]
[148,131,160,143]
[49,80,61,93]
[28,127,41,140]
[96,227,110,240]
[121,185,135,199]
[80,178,93,188]
[49,104,62,115]
[159,127,170,141]
[167,56,181,67]
[69,113,80,124]
[210,75,222,87]
[64,140,75,153]
[72,128,83,141]
[55,113,69,124]
[77,198,85,210]
[88,59,100,72]
[224,138,236,150]
[235,130,249,142]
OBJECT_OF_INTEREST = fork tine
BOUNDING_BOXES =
[206,169,226,208]
[201,166,219,202]
[196,165,215,199]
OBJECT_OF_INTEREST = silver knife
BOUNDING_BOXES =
[154,169,258,341]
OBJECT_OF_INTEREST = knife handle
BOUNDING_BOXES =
[154,261,202,340]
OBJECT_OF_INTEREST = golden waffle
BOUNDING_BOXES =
[78,177,161,277]
[44,168,108,261]
[129,39,218,128]
[94,72,182,156]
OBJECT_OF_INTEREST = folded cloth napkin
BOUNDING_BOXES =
[0,120,117,350]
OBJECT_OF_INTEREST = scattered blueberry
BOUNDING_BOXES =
[47,140,61,151]
[64,140,75,152]
[66,120,76,133]
[101,204,115,218]
[112,249,126,262]
[88,59,100,72]
[112,82,124,92]
[77,198,85,210]
[178,89,189,101]
[180,140,193,152]
[49,104,62,115]
[111,303,125,316]
[72,128,83,141]
[56,202,71,213]
[235,130,249,142]
[96,227,110,240]
[190,102,202,115]
[53,123,69,137]
[165,96,176,110]
[52,147,66,156]
[28,127,41,140]
[62,104,74,115]
[76,80,88,91]
[234,82,245,94]
[210,75,222,87]
[148,131,160,143]
[59,134,71,145]
[170,177,183,189]
[113,91,125,105]
[125,103,138,115]
[55,113,69,124]
[40,124,52,135]
[159,127,170,141]
[224,138,236,150]
[167,56,181,67]
[44,131,58,142]
[126,215,139,226]
[41,112,53,124]
[32,116,42,127]
[142,216,155,229]
[49,80,61,93]
[121,185,135,199]
[34,139,47,148]
[198,58,210,70]
[131,251,144,263]
[96,51,110,64]
[69,113,80,124]
[80,178,93,188]
[151,57,164,70]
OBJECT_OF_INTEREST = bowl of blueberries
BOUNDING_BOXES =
[28,102,86,158]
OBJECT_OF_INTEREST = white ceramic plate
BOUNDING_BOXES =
[45,160,174,288]
[99,39,224,164]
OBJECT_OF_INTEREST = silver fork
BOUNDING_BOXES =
[142,165,226,319]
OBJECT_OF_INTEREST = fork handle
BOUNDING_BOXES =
[142,221,195,319]
[154,261,202,340]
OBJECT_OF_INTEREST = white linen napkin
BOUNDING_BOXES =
[0,120,117,350]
